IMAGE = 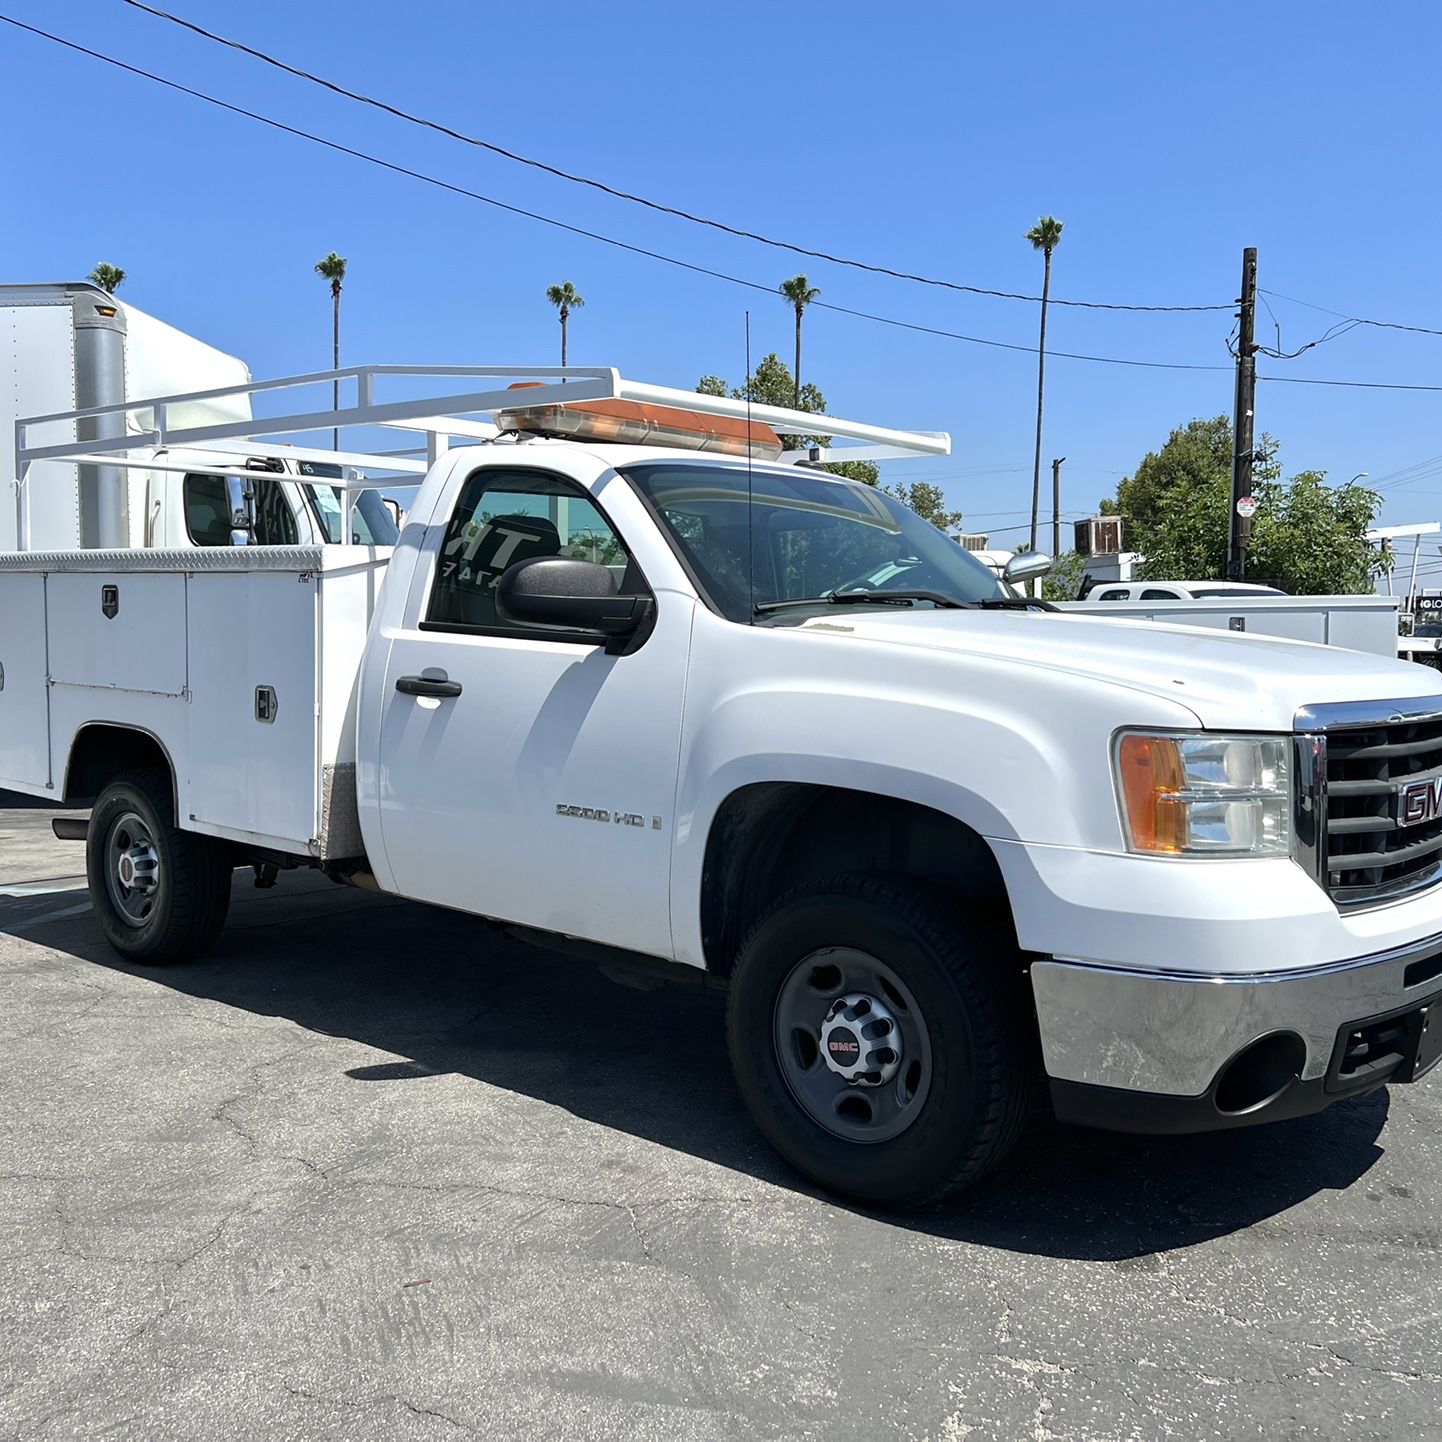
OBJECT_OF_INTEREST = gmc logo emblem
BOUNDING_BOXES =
[1399,776,1442,828]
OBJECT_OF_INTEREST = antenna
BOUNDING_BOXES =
[745,309,755,621]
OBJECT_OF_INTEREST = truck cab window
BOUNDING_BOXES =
[183,472,296,546]
[182,474,232,546]
[1097,588,1131,601]
[299,459,400,546]
[1140,588,1180,601]
[426,469,645,634]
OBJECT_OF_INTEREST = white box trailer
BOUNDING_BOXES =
[2,282,253,551]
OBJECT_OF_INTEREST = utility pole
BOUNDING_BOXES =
[1051,456,1065,556]
[1227,246,1258,579]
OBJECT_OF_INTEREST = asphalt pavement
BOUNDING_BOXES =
[3,797,1441,1441]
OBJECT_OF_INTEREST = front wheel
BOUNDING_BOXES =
[86,770,232,964]
[727,875,1034,1208]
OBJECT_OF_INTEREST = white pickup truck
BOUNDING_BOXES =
[6,364,1442,1208]
[1068,580,1403,658]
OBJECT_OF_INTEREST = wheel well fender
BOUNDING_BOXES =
[698,782,1015,976]
[63,725,177,810]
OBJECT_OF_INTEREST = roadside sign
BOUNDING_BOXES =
[1236,496,1258,519]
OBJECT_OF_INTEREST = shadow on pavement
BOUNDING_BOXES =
[56,876,1388,1261]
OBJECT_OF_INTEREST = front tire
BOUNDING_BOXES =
[86,770,231,963]
[727,874,1034,1208]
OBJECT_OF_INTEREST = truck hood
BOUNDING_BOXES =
[793,608,1442,731]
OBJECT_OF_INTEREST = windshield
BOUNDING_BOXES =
[300,461,400,545]
[1415,617,1442,637]
[625,462,1006,622]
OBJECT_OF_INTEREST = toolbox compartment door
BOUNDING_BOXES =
[185,570,320,849]
[0,573,52,787]
[48,572,188,695]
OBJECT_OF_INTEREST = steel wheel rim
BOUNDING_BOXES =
[773,946,933,1144]
[105,810,161,928]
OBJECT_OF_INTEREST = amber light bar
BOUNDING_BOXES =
[498,388,784,460]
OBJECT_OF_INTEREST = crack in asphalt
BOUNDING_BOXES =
[282,1382,476,1435]
[211,1039,334,1161]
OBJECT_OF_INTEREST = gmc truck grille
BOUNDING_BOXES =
[1306,704,1442,905]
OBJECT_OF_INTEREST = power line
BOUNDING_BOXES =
[0,13,1233,380]
[1371,458,1442,494]
[12,13,1442,400]
[1261,288,1442,341]
[115,0,1234,315]
[813,299,1231,371]
[1255,318,1363,361]
[1258,373,1442,394]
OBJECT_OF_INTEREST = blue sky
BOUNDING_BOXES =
[2,1,1440,556]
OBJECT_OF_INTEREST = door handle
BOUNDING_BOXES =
[396,675,463,699]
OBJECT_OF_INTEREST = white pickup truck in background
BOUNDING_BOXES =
[6,362,1442,1209]
[1065,578,1403,658]
[1398,612,1442,670]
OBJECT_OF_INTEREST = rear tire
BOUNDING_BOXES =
[86,770,231,964]
[727,874,1034,1208]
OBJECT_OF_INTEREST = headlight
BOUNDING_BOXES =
[1114,732,1292,856]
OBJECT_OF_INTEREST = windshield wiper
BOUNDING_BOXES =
[975,596,1058,613]
[755,589,976,615]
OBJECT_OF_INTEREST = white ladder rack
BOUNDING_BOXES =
[13,363,951,549]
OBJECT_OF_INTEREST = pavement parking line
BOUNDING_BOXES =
[0,879,88,897]
[0,901,93,934]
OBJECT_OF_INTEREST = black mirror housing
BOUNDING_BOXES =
[495,556,652,649]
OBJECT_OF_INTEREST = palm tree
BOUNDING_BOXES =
[778,274,821,408]
[1025,216,1064,552]
[546,281,585,367]
[314,252,347,449]
[88,262,126,294]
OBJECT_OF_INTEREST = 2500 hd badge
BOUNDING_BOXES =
[556,804,662,831]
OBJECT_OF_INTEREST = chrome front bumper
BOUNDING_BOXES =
[1031,930,1442,1098]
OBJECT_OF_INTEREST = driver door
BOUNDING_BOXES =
[374,464,690,960]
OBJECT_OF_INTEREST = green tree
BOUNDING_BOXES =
[1250,472,1386,594]
[1025,216,1064,552]
[697,354,879,484]
[1040,549,1088,601]
[886,481,964,533]
[1114,419,1384,593]
[546,280,585,365]
[314,252,347,450]
[778,274,821,408]
[88,262,126,294]
[1116,416,1277,568]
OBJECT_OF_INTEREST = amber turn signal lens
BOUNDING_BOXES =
[1117,734,1189,852]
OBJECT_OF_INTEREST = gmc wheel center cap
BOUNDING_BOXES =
[818,992,903,1086]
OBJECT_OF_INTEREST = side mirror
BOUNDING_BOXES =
[495,556,653,650]
[1004,551,1053,585]
[223,475,255,546]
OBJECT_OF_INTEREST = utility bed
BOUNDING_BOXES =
[0,545,388,857]
[1056,592,1401,656]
